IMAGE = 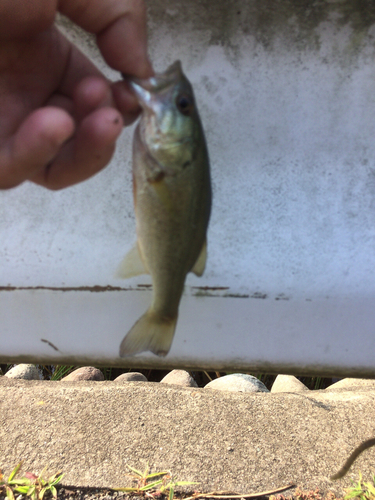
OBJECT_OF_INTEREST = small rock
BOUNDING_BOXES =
[61,367,104,381]
[160,370,198,387]
[114,372,148,382]
[205,374,269,393]
[271,374,309,393]
[5,364,40,380]
[327,378,375,390]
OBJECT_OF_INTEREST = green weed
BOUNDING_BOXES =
[344,473,375,500]
[0,462,63,500]
[115,465,295,500]
[114,464,198,500]
[50,365,75,381]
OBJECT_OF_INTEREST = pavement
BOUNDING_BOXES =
[0,377,375,497]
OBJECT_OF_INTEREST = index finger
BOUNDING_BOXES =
[59,0,153,78]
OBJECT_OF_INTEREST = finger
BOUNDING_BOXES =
[111,80,140,126]
[0,107,74,189]
[0,0,57,40]
[31,107,123,190]
[46,94,74,115]
[72,76,114,121]
[97,9,153,78]
[59,0,153,78]
[56,35,108,97]
[53,75,141,126]
[57,44,141,123]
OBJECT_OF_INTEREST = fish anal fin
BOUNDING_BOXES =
[191,239,207,277]
[119,310,177,357]
[116,242,149,279]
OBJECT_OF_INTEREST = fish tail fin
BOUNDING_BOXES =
[119,310,177,357]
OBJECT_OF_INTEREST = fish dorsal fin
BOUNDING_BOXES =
[116,242,149,279]
[191,239,207,277]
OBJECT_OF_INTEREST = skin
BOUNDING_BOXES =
[0,0,153,190]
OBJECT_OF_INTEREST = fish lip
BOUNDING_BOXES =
[123,60,183,104]
[128,80,152,106]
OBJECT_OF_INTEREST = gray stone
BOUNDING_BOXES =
[61,367,104,381]
[4,364,40,380]
[205,374,269,393]
[327,378,375,390]
[114,372,148,382]
[271,374,309,393]
[160,369,198,387]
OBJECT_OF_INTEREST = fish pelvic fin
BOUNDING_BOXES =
[116,242,149,279]
[191,239,207,277]
[119,309,177,357]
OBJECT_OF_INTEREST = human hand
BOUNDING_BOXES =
[0,0,153,190]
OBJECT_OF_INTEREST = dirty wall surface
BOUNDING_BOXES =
[1,1,375,373]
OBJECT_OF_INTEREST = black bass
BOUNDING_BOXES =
[118,60,211,357]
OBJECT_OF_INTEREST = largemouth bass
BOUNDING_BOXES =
[118,60,211,357]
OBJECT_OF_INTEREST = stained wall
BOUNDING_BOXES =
[1,1,374,373]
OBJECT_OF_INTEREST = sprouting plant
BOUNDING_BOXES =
[344,472,375,500]
[115,465,296,500]
[0,462,64,500]
[50,365,75,381]
[114,464,198,499]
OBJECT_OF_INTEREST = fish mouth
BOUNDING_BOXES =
[124,61,183,105]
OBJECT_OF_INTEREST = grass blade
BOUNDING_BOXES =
[8,463,22,482]
[38,486,47,500]
[5,485,15,500]
[50,485,57,499]
[140,480,163,491]
[146,471,169,479]
[174,481,199,486]
[50,473,64,486]
[8,478,31,486]
[127,466,144,477]
[169,485,174,500]
[28,485,36,498]
[14,486,30,494]
[51,365,75,381]
[364,482,375,496]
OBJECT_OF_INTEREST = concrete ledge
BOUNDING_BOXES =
[0,378,374,495]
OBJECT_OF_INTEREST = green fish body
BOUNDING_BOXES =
[118,61,211,357]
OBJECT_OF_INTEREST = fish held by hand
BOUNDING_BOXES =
[118,60,211,357]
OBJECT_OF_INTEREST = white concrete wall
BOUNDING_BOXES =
[1,0,375,375]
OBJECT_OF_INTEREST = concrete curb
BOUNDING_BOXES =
[0,378,374,495]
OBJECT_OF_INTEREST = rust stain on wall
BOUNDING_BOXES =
[0,285,134,292]
[192,286,230,291]
[0,285,266,300]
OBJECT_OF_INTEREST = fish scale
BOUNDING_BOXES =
[118,60,211,357]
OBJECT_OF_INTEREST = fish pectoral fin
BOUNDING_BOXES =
[116,242,149,279]
[191,239,207,277]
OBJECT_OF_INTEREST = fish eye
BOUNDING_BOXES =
[176,94,194,115]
